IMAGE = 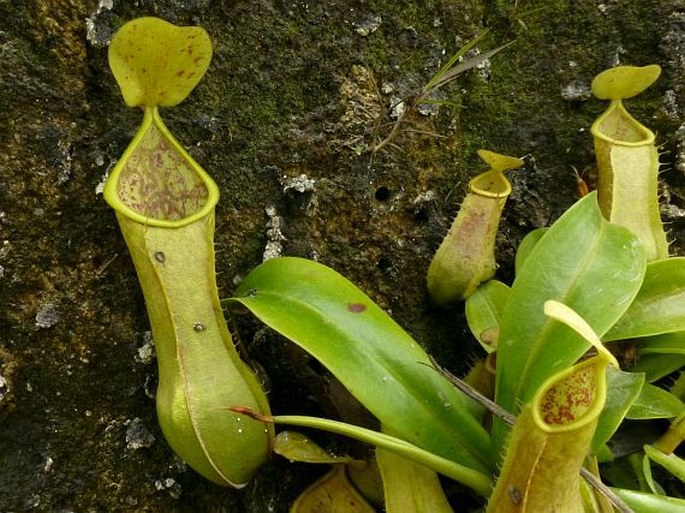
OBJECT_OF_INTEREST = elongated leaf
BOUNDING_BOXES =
[465,280,510,352]
[641,450,666,495]
[424,41,514,93]
[611,487,685,512]
[422,29,490,92]
[514,227,547,276]
[594,443,614,463]
[592,367,644,453]
[377,448,454,513]
[347,458,384,506]
[644,444,685,482]
[605,257,685,341]
[626,384,684,419]
[229,257,493,473]
[494,193,646,452]
[636,331,685,355]
[630,353,685,382]
[673,373,685,401]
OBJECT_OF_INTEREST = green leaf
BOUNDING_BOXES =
[377,448,454,513]
[636,331,685,355]
[594,443,614,463]
[602,456,647,490]
[644,444,685,483]
[610,487,685,512]
[630,353,685,382]
[493,193,646,452]
[514,227,547,276]
[273,431,356,464]
[465,280,510,352]
[229,257,493,473]
[641,450,666,495]
[422,29,490,92]
[626,384,685,419]
[606,257,685,341]
[592,367,644,453]
[673,373,685,402]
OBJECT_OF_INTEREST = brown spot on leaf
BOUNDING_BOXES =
[347,303,366,313]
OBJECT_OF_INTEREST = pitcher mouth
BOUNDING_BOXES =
[591,100,655,148]
[104,108,219,228]
[469,169,512,199]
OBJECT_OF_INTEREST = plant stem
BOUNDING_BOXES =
[273,415,493,497]
[231,406,492,496]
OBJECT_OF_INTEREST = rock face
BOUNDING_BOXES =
[0,1,683,511]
